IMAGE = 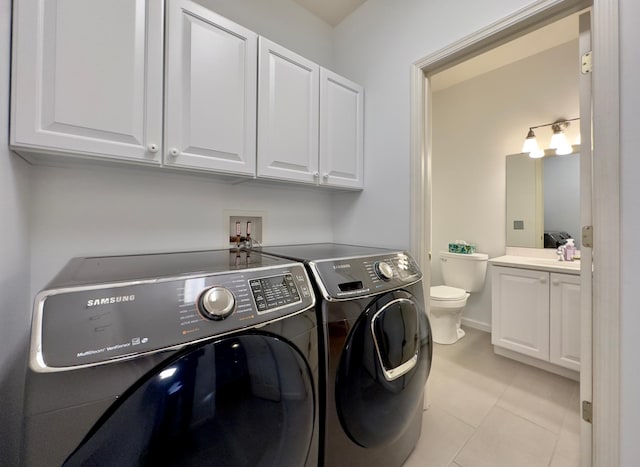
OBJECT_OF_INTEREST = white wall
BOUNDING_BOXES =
[331,0,538,249]
[619,0,640,463]
[0,0,31,463]
[431,40,579,327]
[29,167,334,296]
[194,0,333,67]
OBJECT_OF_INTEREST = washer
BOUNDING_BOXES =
[22,249,319,466]
[257,243,433,467]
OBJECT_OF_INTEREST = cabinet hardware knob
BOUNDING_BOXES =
[322,173,329,179]
[552,279,560,286]
[313,172,319,178]
[539,277,547,283]
[169,148,180,157]
[147,143,159,153]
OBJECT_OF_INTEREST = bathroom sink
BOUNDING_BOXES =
[520,257,580,269]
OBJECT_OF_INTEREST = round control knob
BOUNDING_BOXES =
[198,287,235,320]
[374,261,394,280]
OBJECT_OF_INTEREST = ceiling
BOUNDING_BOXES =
[291,0,367,26]
[289,1,581,93]
[431,13,581,92]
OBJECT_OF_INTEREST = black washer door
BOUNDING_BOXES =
[336,290,432,448]
[64,333,315,467]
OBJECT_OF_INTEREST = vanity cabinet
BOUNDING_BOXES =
[11,0,258,176]
[491,265,580,372]
[257,38,364,189]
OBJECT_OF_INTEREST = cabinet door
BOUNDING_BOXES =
[550,273,581,371]
[319,69,364,189]
[165,0,257,175]
[11,0,163,163]
[257,38,319,184]
[491,266,550,360]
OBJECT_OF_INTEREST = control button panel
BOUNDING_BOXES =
[34,263,315,371]
[311,252,422,300]
[250,274,301,314]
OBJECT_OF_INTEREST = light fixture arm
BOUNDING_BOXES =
[528,117,579,131]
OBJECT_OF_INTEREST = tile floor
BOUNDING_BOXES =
[404,327,580,467]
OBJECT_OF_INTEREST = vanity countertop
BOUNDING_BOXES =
[489,255,581,275]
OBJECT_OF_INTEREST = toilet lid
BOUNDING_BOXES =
[430,285,467,301]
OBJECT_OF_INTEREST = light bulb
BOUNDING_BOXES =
[522,129,539,153]
[550,122,570,150]
[529,148,545,159]
[556,143,573,155]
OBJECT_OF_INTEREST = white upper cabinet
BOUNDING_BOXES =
[257,38,320,184]
[11,0,164,164]
[164,0,257,175]
[11,1,363,186]
[319,69,364,189]
[257,38,364,189]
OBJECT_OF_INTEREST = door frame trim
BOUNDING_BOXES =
[409,0,619,464]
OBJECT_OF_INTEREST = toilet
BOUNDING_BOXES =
[430,251,488,344]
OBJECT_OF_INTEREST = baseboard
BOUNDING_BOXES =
[461,317,491,333]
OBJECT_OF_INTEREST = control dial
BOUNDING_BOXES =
[374,261,394,281]
[198,287,236,320]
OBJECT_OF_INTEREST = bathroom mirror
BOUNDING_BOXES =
[505,150,580,248]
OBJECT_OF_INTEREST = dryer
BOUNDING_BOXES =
[257,244,432,467]
[22,249,318,466]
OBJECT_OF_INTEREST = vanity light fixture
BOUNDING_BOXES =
[521,117,579,158]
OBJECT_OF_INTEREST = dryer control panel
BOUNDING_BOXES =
[310,251,422,301]
[32,262,314,372]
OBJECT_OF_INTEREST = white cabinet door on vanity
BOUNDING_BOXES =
[550,272,581,371]
[257,38,320,183]
[319,69,364,189]
[165,0,257,175]
[491,266,550,360]
[11,0,164,164]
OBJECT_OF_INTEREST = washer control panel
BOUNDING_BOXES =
[33,264,314,371]
[310,251,422,300]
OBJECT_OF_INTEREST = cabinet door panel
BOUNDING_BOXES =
[11,0,163,163]
[319,69,364,189]
[491,266,550,360]
[165,0,257,175]
[257,38,319,183]
[550,273,581,371]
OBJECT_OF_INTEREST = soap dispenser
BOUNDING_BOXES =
[557,245,566,261]
[564,238,576,261]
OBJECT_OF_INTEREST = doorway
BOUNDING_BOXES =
[409,0,620,465]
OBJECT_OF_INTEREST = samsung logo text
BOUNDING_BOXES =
[87,295,136,307]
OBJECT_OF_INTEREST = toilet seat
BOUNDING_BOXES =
[430,285,467,301]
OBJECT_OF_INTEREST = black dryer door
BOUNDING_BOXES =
[336,290,431,448]
[64,333,315,467]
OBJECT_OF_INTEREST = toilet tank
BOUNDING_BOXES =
[439,251,488,292]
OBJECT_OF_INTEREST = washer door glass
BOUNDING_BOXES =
[64,333,315,467]
[336,290,432,448]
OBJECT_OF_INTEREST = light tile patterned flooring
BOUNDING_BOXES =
[404,327,580,467]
